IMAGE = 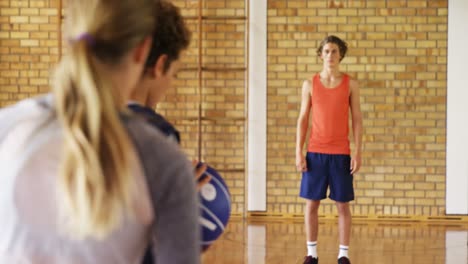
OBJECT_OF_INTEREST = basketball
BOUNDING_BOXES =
[198,164,231,251]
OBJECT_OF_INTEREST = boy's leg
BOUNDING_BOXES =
[303,200,320,263]
[336,201,351,249]
[300,152,329,262]
[328,154,354,262]
[305,200,320,242]
[300,152,329,242]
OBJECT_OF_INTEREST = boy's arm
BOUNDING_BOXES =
[349,78,363,174]
[296,80,312,172]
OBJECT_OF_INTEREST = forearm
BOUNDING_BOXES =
[154,161,200,264]
[126,120,201,264]
[352,119,363,155]
[296,119,308,155]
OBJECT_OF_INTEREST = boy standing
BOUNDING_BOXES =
[295,35,363,264]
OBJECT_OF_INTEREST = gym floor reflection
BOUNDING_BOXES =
[201,219,468,264]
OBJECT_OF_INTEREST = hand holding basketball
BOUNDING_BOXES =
[192,160,211,190]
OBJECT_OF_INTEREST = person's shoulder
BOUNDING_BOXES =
[306,73,322,86]
[346,74,356,81]
[303,74,318,87]
[302,73,320,93]
[0,94,50,114]
[301,80,312,97]
[342,73,358,87]
[0,95,53,133]
[128,104,169,123]
[124,114,171,145]
[124,115,185,164]
[128,103,156,117]
[123,116,192,193]
[127,104,180,143]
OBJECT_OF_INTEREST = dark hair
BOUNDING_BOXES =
[144,0,191,73]
[316,35,348,61]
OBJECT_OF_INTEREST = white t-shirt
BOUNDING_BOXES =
[0,95,200,264]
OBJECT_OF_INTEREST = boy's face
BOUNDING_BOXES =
[146,55,182,106]
[320,42,341,66]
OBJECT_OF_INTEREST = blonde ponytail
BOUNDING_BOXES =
[53,39,134,239]
[53,0,155,239]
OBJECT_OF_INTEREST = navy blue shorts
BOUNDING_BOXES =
[299,152,354,202]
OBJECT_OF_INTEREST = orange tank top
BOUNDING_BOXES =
[307,73,350,155]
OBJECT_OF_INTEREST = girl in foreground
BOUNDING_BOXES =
[0,0,200,263]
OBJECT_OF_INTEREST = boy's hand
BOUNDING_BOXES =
[192,160,211,191]
[296,154,307,172]
[350,153,361,175]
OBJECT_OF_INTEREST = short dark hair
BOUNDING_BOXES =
[144,0,191,73]
[316,35,348,61]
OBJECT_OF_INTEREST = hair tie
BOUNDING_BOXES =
[69,33,95,46]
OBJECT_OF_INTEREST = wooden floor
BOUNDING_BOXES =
[202,218,468,264]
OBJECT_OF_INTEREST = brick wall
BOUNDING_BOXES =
[159,0,248,215]
[0,0,450,218]
[0,0,248,215]
[0,0,60,106]
[267,0,448,217]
